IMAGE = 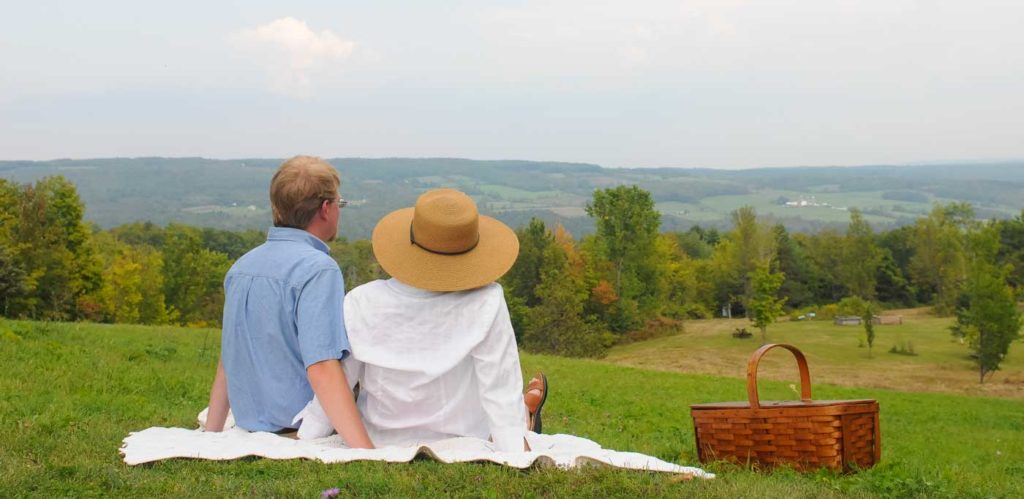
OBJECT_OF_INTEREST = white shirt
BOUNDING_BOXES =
[342,278,528,452]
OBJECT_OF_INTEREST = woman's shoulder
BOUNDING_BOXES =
[463,282,505,301]
[344,279,391,305]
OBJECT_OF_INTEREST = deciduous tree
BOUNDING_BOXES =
[951,225,1022,383]
[840,209,882,300]
[523,234,612,357]
[585,186,661,332]
[749,263,786,344]
[911,203,974,315]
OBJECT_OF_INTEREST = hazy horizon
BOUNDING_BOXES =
[5,155,1024,172]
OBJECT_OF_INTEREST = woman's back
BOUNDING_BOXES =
[343,278,528,451]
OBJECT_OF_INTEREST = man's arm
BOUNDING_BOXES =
[205,358,230,432]
[307,359,374,448]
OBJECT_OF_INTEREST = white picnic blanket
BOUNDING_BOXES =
[119,410,714,478]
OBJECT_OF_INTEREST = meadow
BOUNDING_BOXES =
[607,310,1024,399]
[2,318,1023,497]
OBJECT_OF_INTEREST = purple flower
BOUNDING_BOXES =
[321,487,341,499]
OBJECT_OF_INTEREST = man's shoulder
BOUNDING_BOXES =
[229,240,339,283]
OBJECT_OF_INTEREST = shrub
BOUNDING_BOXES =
[889,340,918,356]
[622,317,683,344]
[817,304,839,320]
[836,296,871,317]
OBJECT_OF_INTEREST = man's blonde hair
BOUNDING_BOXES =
[270,156,341,229]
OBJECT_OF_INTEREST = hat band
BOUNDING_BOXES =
[409,225,480,255]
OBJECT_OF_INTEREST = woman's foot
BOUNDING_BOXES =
[524,373,548,433]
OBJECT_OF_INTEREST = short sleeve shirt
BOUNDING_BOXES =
[221,227,350,432]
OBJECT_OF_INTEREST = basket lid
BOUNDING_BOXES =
[690,399,876,410]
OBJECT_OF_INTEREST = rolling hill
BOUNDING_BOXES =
[3,158,1023,239]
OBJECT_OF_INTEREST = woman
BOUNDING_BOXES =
[294,188,546,451]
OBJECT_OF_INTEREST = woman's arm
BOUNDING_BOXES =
[471,287,530,451]
[205,358,230,432]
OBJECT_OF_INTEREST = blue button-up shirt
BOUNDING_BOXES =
[221,227,350,432]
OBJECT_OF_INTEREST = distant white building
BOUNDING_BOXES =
[785,196,829,208]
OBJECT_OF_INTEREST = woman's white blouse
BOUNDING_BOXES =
[342,278,528,452]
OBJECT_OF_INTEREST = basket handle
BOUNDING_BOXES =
[746,343,812,409]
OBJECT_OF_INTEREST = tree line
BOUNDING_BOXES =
[1,177,1020,381]
[0,176,379,327]
[500,186,1021,382]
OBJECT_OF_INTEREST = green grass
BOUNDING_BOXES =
[3,319,1023,497]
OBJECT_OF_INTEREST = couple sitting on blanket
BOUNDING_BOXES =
[204,156,548,452]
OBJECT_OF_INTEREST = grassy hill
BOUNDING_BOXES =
[3,158,1023,239]
[2,319,1023,497]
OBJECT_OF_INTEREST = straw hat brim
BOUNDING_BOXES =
[371,207,520,292]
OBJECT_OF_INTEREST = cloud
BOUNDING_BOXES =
[231,17,355,97]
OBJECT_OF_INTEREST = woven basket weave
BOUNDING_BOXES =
[690,343,880,471]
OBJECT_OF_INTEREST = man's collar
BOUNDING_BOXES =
[266,227,331,255]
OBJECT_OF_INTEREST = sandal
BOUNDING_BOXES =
[524,372,548,433]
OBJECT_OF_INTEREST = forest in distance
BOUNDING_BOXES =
[1,172,1021,382]
[2,157,1024,240]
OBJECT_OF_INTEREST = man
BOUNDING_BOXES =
[204,155,373,448]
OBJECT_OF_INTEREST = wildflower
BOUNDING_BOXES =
[321,487,341,498]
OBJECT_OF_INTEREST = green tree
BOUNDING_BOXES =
[774,225,825,309]
[0,179,28,316]
[5,177,101,319]
[874,249,917,307]
[731,207,777,273]
[501,218,557,339]
[840,208,882,300]
[101,246,145,324]
[729,207,778,316]
[522,239,612,358]
[749,263,786,344]
[135,246,172,324]
[585,185,661,332]
[502,218,554,308]
[704,237,741,318]
[331,239,384,291]
[91,233,172,325]
[802,229,847,303]
[861,301,876,357]
[161,224,230,325]
[200,227,264,260]
[995,210,1024,290]
[950,225,1022,383]
[674,226,717,259]
[655,234,706,319]
[910,203,974,315]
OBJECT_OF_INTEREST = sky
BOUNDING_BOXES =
[1,1,1022,169]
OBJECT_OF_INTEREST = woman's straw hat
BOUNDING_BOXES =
[371,188,520,292]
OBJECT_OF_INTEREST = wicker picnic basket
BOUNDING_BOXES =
[690,343,880,471]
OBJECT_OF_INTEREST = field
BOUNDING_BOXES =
[655,188,1018,227]
[3,318,1024,497]
[607,310,1024,399]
